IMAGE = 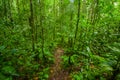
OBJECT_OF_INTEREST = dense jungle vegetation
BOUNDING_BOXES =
[0,0,120,80]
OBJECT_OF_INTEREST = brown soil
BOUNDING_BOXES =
[49,47,71,80]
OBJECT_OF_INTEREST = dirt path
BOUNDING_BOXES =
[49,47,71,80]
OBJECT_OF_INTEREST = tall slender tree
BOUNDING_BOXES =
[74,0,81,45]
[29,0,35,51]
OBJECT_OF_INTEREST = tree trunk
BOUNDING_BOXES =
[74,0,81,45]
[29,0,35,51]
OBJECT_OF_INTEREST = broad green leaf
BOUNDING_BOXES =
[1,66,16,75]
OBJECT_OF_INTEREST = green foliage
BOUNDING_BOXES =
[0,0,120,79]
[38,67,49,80]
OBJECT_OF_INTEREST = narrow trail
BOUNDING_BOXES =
[49,47,71,80]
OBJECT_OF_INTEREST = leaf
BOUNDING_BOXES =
[71,54,78,63]
[61,55,69,62]
[0,46,5,51]
[108,44,120,57]
[100,63,113,72]
[11,49,18,54]
[1,66,16,75]
[73,72,84,80]
[110,47,120,53]
[44,51,53,57]
[80,52,89,57]
[44,74,49,78]
[92,55,106,62]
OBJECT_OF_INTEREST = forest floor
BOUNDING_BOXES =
[48,47,71,80]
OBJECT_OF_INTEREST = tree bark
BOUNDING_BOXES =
[29,0,35,51]
[74,0,81,45]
